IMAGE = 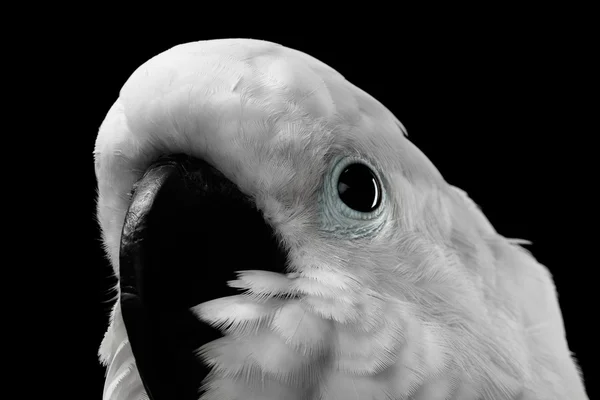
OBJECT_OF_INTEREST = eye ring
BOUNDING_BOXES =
[329,156,385,220]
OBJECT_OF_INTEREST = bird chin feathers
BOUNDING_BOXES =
[100,302,147,400]
[100,265,524,400]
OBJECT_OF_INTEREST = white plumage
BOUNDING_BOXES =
[95,39,587,399]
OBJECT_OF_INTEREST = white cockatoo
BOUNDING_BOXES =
[95,39,588,400]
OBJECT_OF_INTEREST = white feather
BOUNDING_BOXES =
[95,38,588,399]
[191,295,280,336]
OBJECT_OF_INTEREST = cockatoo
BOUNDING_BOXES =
[95,39,588,400]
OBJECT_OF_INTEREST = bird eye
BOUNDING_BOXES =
[337,163,382,212]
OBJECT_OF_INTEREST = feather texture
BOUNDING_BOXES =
[95,39,588,399]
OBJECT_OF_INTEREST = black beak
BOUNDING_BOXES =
[118,154,288,400]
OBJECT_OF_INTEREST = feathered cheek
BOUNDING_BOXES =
[191,271,337,395]
[191,268,425,399]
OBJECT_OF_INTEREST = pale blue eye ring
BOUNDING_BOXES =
[327,156,385,221]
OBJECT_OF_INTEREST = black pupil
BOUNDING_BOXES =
[337,163,381,212]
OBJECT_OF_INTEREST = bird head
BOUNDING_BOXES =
[95,39,586,400]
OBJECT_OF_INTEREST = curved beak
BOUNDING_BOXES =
[118,154,288,400]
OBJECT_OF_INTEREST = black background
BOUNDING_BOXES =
[67,27,592,398]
